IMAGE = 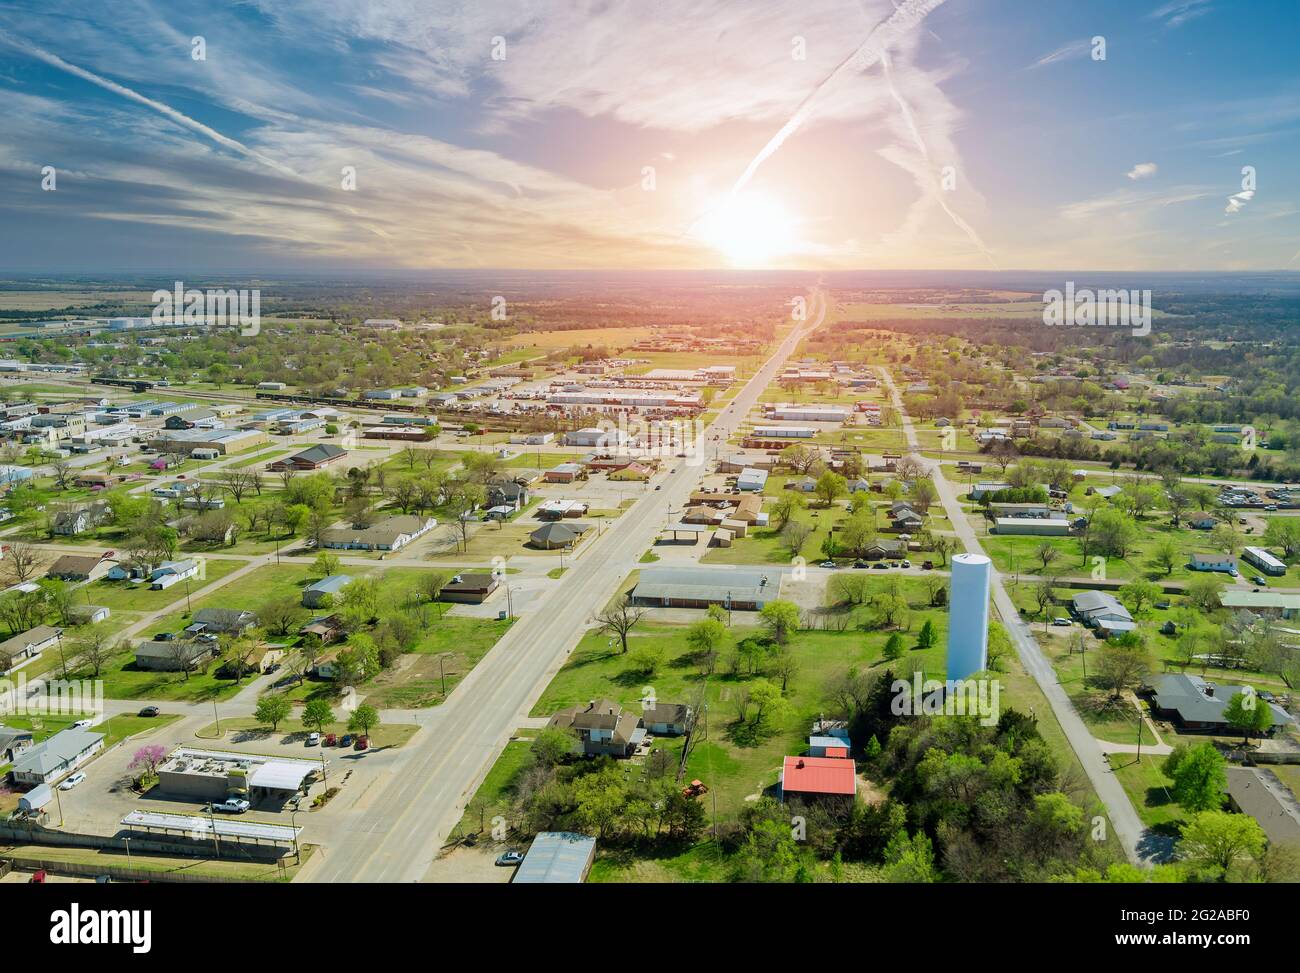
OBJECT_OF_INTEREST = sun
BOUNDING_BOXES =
[693,192,795,266]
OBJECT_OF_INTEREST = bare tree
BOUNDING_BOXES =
[595,595,646,654]
[50,457,75,491]
[6,540,40,584]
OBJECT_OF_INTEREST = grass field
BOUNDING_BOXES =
[81,558,247,612]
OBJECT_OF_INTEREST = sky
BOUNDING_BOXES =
[0,0,1298,273]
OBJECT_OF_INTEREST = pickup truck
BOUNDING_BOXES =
[212,798,250,814]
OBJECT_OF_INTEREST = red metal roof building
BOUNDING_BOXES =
[780,755,857,800]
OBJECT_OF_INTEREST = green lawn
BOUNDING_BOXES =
[96,712,182,746]
[194,715,419,749]
[1109,753,1185,832]
[363,615,515,708]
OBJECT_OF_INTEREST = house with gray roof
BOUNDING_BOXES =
[303,574,353,608]
[134,638,217,673]
[1225,768,1300,847]
[1140,673,1293,735]
[8,728,104,787]
[1071,590,1136,636]
[189,607,258,635]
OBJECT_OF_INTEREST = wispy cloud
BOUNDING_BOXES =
[1149,1,1214,29]
[1028,39,1091,70]
[1126,162,1159,180]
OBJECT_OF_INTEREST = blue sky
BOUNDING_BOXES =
[0,0,1297,272]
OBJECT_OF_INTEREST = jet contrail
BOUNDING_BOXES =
[879,48,998,268]
[726,0,950,198]
[0,31,298,178]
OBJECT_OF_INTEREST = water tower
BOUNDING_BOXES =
[946,552,991,681]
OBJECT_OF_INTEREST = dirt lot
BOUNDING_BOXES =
[423,843,515,883]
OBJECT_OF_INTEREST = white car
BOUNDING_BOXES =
[306,732,321,746]
[72,719,94,729]
[59,772,87,791]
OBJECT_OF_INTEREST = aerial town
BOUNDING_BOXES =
[0,0,1295,952]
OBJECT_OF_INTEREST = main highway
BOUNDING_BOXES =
[305,286,827,882]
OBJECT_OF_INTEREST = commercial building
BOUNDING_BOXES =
[993,517,1072,536]
[152,427,269,456]
[751,426,816,439]
[736,467,769,492]
[1219,590,1300,618]
[268,444,349,471]
[303,574,353,608]
[155,747,322,807]
[630,566,777,611]
[946,554,991,681]
[440,573,501,604]
[766,405,849,423]
[320,514,437,552]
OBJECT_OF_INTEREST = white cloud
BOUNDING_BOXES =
[1028,39,1091,70]
[1149,1,1214,29]
[1126,162,1158,180]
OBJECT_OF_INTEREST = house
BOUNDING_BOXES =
[268,443,348,472]
[149,560,200,589]
[320,515,437,552]
[189,607,258,635]
[609,462,653,481]
[1242,546,1287,577]
[1219,591,1300,619]
[51,502,110,536]
[107,561,152,582]
[133,638,217,672]
[440,573,500,604]
[299,614,346,644]
[547,699,646,757]
[0,726,35,764]
[1071,590,1136,636]
[8,728,104,787]
[1189,515,1218,530]
[631,566,778,611]
[0,625,62,675]
[73,471,115,489]
[45,554,113,583]
[780,755,857,806]
[808,724,852,758]
[1224,768,1300,847]
[640,702,692,736]
[528,522,589,550]
[1189,552,1237,574]
[487,480,529,510]
[512,832,598,884]
[863,539,908,560]
[303,574,353,608]
[1140,673,1293,735]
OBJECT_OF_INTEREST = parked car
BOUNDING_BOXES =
[324,733,337,747]
[495,849,525,866]
[355,736,369,751]
[212,798,250,814]
[818,560,836,568]
[264,662,281,675]
[872,562,889,570]
[900,560,911,569]
[306,732,321,746]
[1052,617,1071,627]
[72,719,94,729]
[853,560,869,569]
[921,561,934,570]
[138,706,159,717]
[153,632,176,641]
[58,772,87,791]
[1253,576,1269,586]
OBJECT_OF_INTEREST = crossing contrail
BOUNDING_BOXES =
[726,0,950,198]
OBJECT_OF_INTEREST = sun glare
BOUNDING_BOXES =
[694,192,795,266]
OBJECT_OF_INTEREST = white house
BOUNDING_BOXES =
[150,560,200,589]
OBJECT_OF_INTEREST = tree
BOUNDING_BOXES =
[1262,518,1300,562]
[70,626,115,677]
[883,632,905,661]
[347,703,380,738]
[1035,541,1059,574]
[1094,637,1150,700]
[770,493,805,531]
[1179,810,1266,877]
[595,595,646,654]
[932,535,957,567]
[759,599,800,645]
[813,470,846,508]
[1162,743,1227,813]
[916,619,936,649]
[261,597,303,637]
[883,829,937,883]
[254,693,292,731]
[128,744,167,783]
[530,726,575,767]
[312,551,341,577]
[687,617,726,665]
[630,644,666,675]
[782,520,812,558]
[6,540,40,584]
[1222,689,1275,745]
[1150,536,1181,576]
[1184,575,1225,613]
[302,698,335,735]
[1118,579,1161,616]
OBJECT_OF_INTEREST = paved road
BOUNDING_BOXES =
[879,366,1151,865]
[302,287,827,882]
